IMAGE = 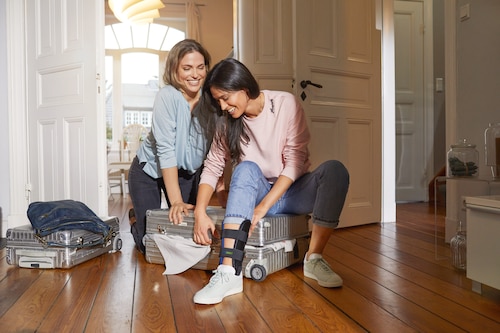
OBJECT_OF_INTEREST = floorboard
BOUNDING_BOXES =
[1,199,499,332]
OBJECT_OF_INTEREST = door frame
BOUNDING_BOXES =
[381,0,396,221]
[6,0,30,228]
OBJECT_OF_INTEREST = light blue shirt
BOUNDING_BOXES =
[136,85,207,179]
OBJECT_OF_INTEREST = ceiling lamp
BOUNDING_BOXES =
[109,0,165,25]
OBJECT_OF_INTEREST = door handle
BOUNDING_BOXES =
[300,80,323,89]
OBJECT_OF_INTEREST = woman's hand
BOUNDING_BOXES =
[193,210,216,245]
[249,203,269,237]
[249,175,293,235]
[168,202,194,224]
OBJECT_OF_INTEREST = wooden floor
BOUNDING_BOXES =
[1,196,500,333]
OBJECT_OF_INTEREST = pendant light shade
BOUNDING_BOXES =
[109,0,165,25]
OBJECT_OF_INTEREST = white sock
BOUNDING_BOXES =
[217,264,236,274]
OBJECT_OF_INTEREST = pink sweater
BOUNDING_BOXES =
[200,90,311,189]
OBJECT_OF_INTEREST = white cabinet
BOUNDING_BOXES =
[465,195,500,293]
[445,178,500,242]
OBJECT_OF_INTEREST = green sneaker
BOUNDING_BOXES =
[304,253,343,288]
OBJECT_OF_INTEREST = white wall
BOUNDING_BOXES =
[196,0,233,63]
[0,0,10,236]
[456,0,500,179]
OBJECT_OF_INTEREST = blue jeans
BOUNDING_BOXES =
[223,160,349,228]
[127,156,201,253]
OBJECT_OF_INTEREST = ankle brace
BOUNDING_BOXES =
[220,219,251,275]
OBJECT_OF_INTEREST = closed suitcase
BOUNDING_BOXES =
[145,207,226,238]
[243,236,310,281]
[248,214,310,246]
[146,208,310,246]
[144,207,310,273]
[144,207,225,269]
[6,216,122,269]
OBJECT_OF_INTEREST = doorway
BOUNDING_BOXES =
[394,0,437,202]
[103,20,183,153]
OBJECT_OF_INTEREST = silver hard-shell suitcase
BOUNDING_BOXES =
[6,216,122,269]
[243,236,310,281]
[144,207,225,269]
[247,214,310,246]
[144,208,310,279]
[146,207,310,245]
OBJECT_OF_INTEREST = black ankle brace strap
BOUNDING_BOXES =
[219,220,251,275]
[221,229,248,242]
[220,247,245,261]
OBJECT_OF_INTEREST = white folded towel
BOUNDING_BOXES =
[152,233,211,275]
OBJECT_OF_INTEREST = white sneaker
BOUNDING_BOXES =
[193,265,243,304]
[304,253,343,288]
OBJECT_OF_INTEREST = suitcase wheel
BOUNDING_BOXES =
[113,237,123,251]
[250,264,267,282]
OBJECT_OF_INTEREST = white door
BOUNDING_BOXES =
[234,0,294,93]
[296,0,382,227]
[394,0,427,202]
[233,0,383,227]
[26,0,107,215]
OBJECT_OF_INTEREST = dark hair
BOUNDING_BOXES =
[163,39,211,90]
[196,58,260,165]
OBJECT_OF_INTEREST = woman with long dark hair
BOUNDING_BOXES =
[192,58,350,304]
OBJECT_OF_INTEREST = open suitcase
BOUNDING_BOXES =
[6,216,122,269]
[144,207,310,280]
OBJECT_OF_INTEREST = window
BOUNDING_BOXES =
[105,23,186,148]
[105,23,185,51]
[141,112,152,127]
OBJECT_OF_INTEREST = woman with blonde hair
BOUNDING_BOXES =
[127,39,215,254]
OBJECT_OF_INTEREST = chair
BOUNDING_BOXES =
[108,124,147,198]
[108,160,132,199]
[108,167,124,199]
[122,124,148,162]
